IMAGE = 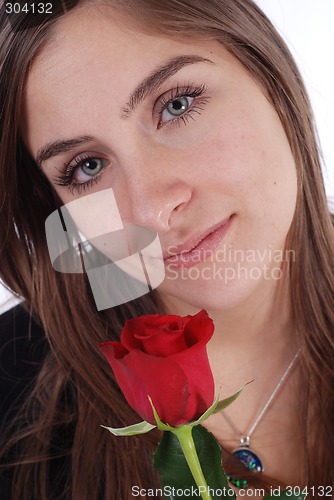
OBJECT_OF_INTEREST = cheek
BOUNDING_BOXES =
[185,110,297,254]
[192,108,297,203]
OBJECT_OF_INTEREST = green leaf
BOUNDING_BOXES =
[101,420,155,436]
[153,424,236,499]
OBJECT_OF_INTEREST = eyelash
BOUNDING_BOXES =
[54,83,210,194]
[155,83,210,128]
[54,153,105,195]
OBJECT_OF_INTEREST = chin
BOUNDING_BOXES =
[157,271,262,313]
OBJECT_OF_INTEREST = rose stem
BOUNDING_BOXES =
[172,426,213,500]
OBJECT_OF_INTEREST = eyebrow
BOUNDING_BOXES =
[36,55,213,166]
[121,55,214,117]
[36,136,95,166]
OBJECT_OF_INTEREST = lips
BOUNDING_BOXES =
[163,216,233,269]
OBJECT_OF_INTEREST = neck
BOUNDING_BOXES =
[159,272,298,397]
[160,272,296,351]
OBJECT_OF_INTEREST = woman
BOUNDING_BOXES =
[0,0,333,498]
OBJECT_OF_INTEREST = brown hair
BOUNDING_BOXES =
[0,0,333,498]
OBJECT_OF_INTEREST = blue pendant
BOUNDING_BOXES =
[232,447,263,473]
[228,446,263,488]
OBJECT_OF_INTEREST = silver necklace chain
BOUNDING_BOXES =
[222,349,301,446]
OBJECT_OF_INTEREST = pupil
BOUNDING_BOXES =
[82,159,101,176]
[166,96,190,117]
[85,160,97,170]
[173,100,183,110]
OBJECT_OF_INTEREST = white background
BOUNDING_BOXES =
[256,0,334,199]
[1,0,333,312]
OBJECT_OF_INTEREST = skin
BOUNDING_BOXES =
[23,6,302,486]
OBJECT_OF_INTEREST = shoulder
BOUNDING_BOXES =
[0,304,47,420]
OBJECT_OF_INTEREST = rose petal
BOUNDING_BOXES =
[99,341,128,359]
[121,316,189,356]
[136,329,189,356]
[151,315,186,331]
[170,341,215,422]
[99,345,190,426]
[183,310,214,347]
[120,315,160,350]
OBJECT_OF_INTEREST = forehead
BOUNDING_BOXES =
[23,6,242,156]
[25,6,218,101]
[24,7,222,130]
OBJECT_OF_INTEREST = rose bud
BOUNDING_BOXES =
[99,310,215,427]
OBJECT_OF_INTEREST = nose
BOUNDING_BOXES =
[121,149,192,233]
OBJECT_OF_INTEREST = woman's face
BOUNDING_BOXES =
[24,7,297,313]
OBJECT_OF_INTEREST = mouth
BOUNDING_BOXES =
[163,215,234,269]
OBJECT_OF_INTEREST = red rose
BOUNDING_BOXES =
[99,310,215,427]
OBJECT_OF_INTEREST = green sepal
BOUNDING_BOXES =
[149,386,245,431]
[192,386,244,426]
[101,420,156,436]
[149,397,176,431]
[153,424,236,499]
[190,394,221,426]
[211,387,245,415]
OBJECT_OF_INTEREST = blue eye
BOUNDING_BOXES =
[79,158,103,178]
[54,154,107,195]
[156,84,210,128]
[161,96,194,121]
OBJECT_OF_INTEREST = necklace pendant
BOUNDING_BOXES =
[227,436,264,488]
[232,446,263,473]
[222,352,301,489]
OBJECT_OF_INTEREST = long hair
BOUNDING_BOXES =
[0,0,333,498]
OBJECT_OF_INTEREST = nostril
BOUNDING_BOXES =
[126,179,192,232]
